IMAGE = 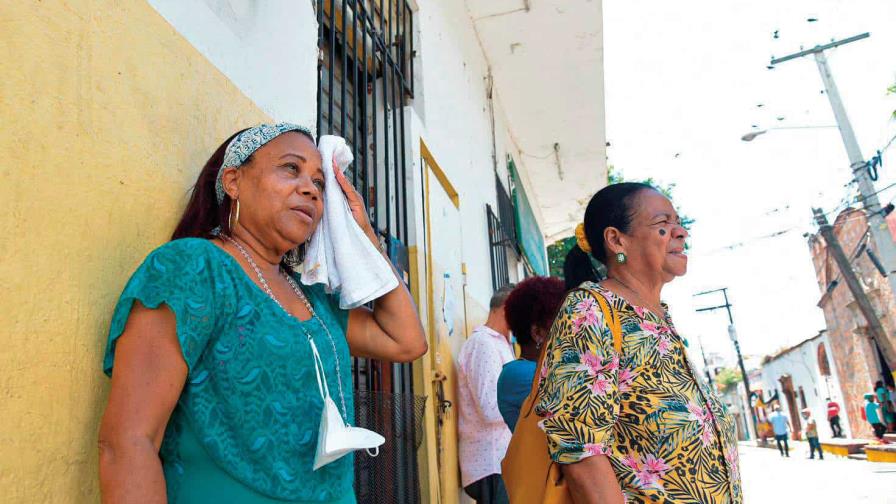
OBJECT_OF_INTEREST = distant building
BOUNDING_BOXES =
[758,331,851,439]
[719,382,753,441]
[808,208,896,438]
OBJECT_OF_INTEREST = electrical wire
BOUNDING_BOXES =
[883,134,896,153]
[854,181,896,204]
[693,200,875,256]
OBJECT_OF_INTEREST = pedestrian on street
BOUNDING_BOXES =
[889,384,896,432]
[826,397,844,438]
[457,286,516,504]
[801,408,823,460]
[769,405,792,457]
[527,183,742,503]
[496,276,567,432]
[875,380,895,433]
[864,392,888,443]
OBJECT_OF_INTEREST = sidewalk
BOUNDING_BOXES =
[738,443,896,503]
[745,436,894,461]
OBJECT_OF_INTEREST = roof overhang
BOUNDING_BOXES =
[467,0,607,242]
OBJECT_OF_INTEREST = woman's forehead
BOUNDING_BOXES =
[632,190,676,219]
[257,132,321,162]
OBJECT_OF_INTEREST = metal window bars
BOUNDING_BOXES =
[315,1,421,502]
[495,173,518,246]
[487,203,519,292]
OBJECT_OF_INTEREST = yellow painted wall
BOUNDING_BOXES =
[0,1,268,501]
[417,141,500,504]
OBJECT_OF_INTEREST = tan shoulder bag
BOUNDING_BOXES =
[501,287,622,503]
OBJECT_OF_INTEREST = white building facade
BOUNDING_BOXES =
[759,332,852,439]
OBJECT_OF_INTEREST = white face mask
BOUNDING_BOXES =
[307,335,385,470]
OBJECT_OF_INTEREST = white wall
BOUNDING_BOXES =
[411,0,527,312]
[151,0,538,311]
[148,0,318,127]
[760,334,852,438]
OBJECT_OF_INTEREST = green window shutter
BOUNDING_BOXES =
[509,159,548,276]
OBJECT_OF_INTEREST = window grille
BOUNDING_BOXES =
[487,203,517,292]
[315,1,421,501]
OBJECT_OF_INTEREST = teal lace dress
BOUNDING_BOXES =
[103,238,356,503]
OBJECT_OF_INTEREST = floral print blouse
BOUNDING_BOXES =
[535,283,742,503]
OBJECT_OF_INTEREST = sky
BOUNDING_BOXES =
[602,0,896,370]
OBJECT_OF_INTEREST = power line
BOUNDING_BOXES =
[854,181,896,204]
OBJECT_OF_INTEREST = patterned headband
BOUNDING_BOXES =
[214,122,315,204]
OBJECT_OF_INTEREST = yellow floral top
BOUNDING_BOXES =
[535,283,742,503]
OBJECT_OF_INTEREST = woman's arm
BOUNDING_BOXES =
[562,456,625,504]
[536,289,625,504]
[98,303,187,504]
[343,263,427,362]
[333,168,427,362]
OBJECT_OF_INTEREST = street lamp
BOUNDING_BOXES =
[741,130,767,142]
[740,125,837,142]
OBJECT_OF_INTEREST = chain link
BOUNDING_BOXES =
[222,235,349,420]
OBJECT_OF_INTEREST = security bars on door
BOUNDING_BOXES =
[314,1,420,502]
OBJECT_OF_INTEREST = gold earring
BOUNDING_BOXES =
[229,199,240,232]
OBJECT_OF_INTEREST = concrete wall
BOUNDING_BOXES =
[404,2,559,502]
[760,333,850,439]
[809,209,896,438]
[413,0,527,311]
[147,0,318,125]
[0,1,315,501]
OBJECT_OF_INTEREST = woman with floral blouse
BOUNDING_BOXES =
[536,183,741,503]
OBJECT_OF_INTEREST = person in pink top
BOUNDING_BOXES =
[457,285,516,504]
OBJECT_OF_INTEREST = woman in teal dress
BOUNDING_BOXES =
[97,124,427,503]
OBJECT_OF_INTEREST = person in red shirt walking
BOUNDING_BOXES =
[826,398,844,438]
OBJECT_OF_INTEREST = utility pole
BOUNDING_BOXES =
[695,288,756,441]
[695,333,715,389]
[772,34,896,357]
[812,208,896,368]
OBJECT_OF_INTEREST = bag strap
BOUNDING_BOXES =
[522,286,623,417]
[581,286,623,354]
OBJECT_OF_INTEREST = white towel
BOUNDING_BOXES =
[301,135,399,309]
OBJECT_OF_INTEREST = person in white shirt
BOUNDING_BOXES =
[457,285,516,504]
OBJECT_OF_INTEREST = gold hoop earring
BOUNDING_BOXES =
[229,199,240,232]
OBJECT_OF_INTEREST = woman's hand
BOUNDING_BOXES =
[333,161,378,246]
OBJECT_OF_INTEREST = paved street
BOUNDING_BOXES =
[739,442,896,503]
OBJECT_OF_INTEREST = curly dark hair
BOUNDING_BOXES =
[504,276,567,346]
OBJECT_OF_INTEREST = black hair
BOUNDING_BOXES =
[562,182,656,288]
[563,245,602,290]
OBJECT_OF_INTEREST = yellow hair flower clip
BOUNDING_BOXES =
[575,223,591,253]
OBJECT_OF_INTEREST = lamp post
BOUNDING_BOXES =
[768,34,896,371]
[694,287,757,441]
[740,125,837,142]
